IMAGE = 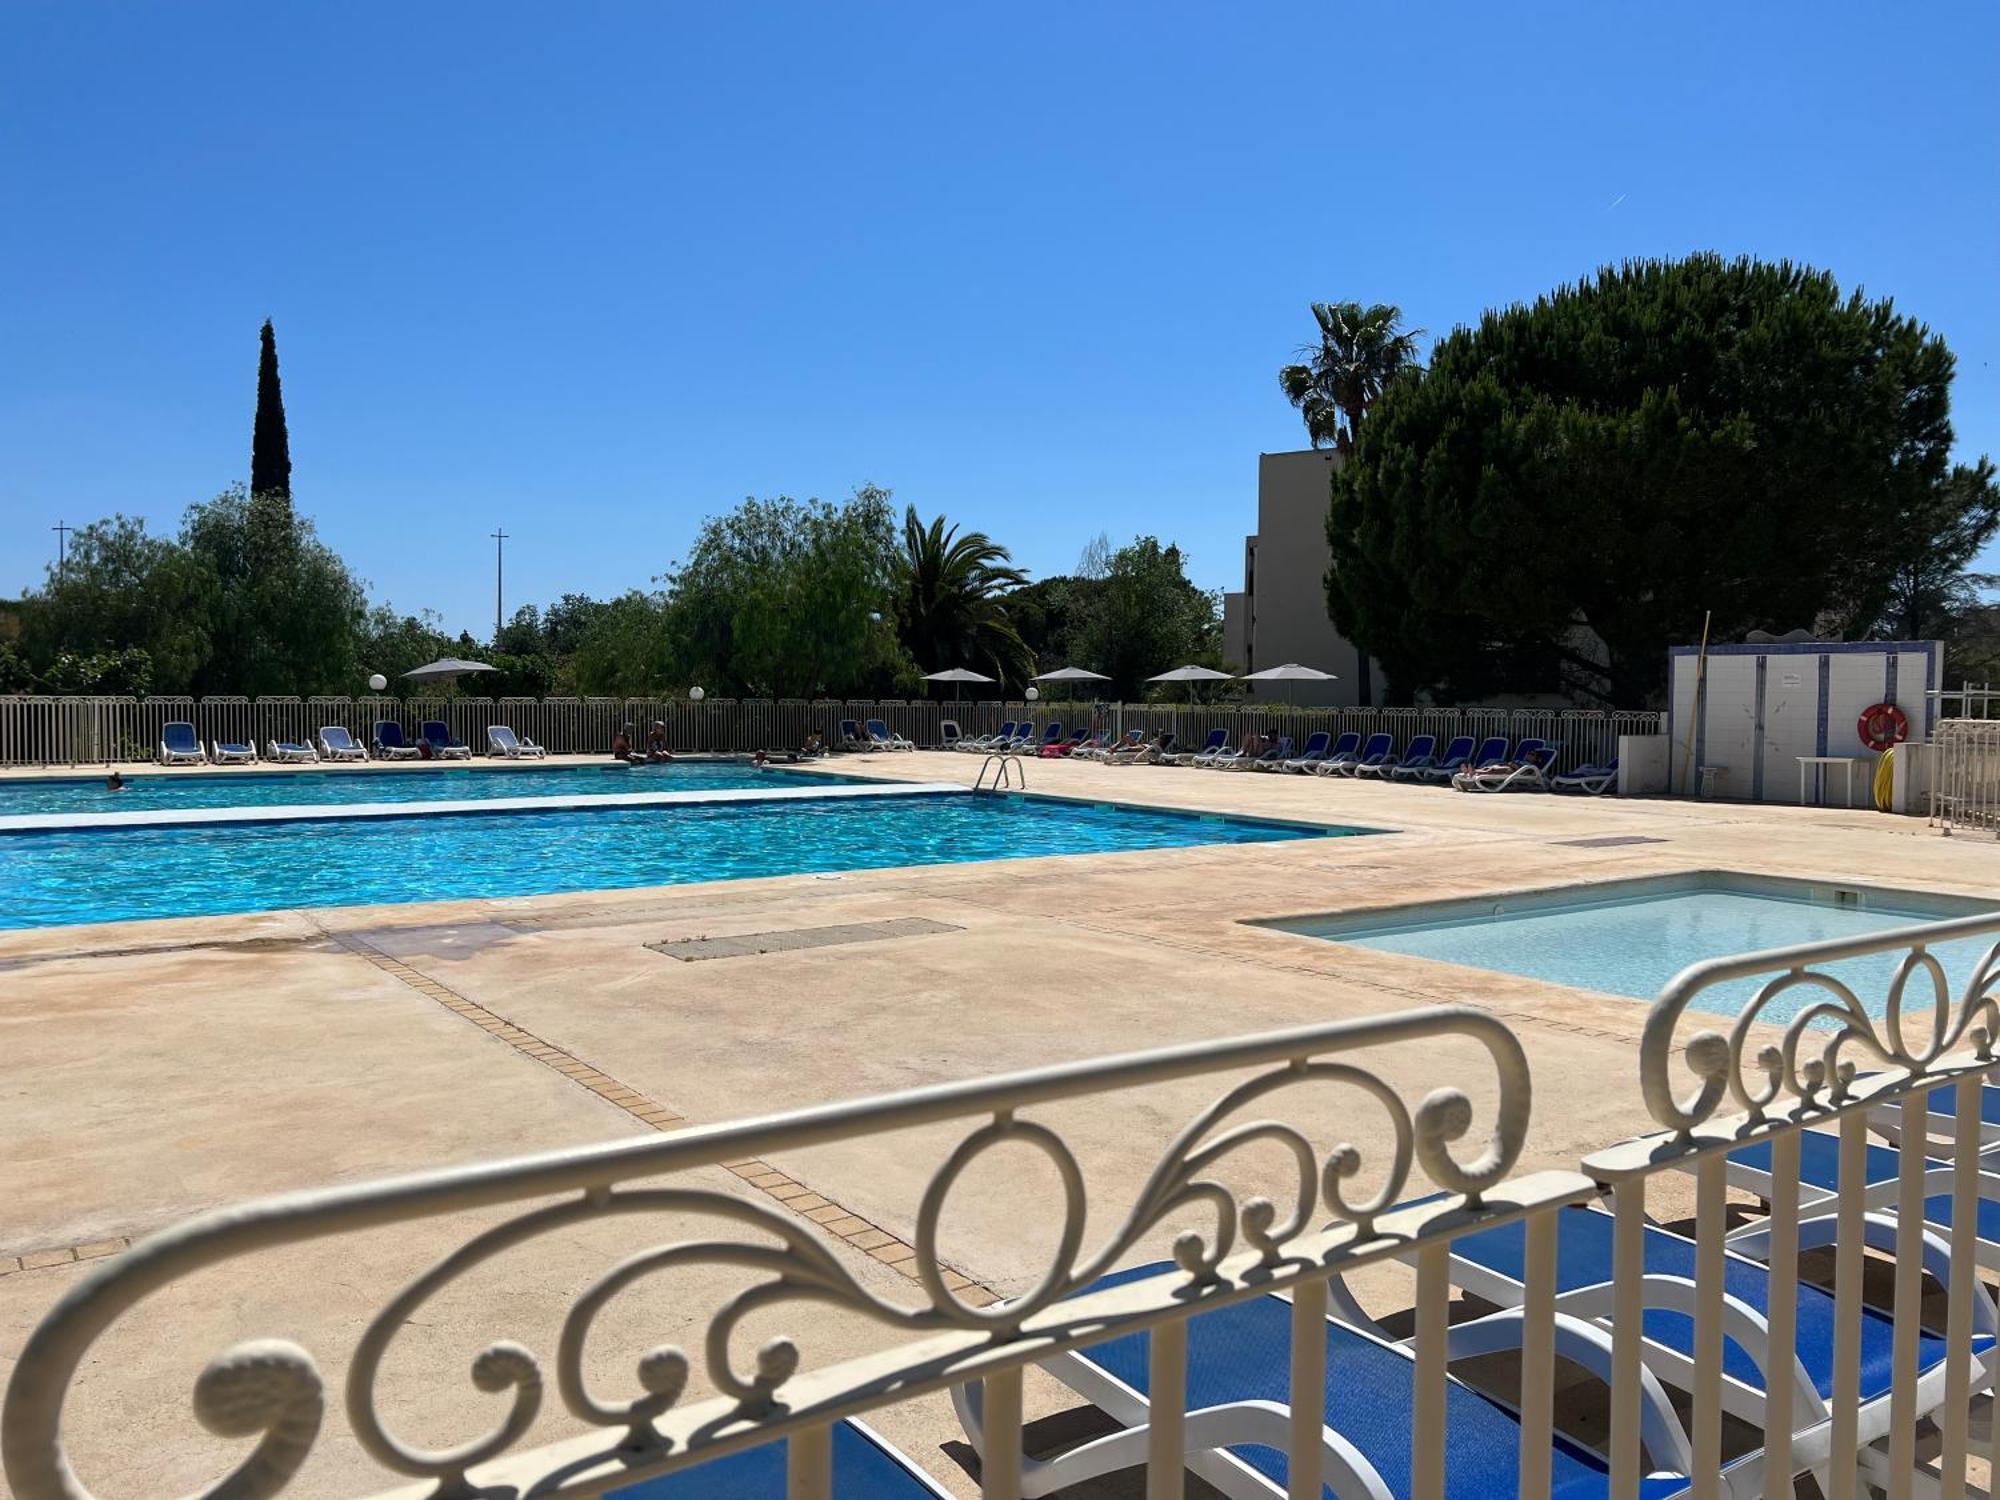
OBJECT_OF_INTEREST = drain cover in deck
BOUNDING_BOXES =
[1547,835,1669,849]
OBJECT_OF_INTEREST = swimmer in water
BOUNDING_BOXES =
[106,771,126,791]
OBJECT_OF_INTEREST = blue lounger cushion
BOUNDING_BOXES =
[612,1420,945,1499]
[1730,1130,2000,1244]
[1450,1204,1978,1404]
[1077,1263,1684,1500]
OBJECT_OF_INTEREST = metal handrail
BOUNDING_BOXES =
[973,752,1025,792]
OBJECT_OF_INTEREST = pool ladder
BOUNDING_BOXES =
[974,753,1026,793]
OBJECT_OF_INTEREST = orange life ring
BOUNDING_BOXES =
[1857,702,1908,753]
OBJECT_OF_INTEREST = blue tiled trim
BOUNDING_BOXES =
[1751,655,1767,800]
[1816,654,1831,758]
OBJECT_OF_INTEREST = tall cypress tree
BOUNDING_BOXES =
[250,318,292,500]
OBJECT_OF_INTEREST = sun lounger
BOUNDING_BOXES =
[1443,735,1510,788]
[1371,732,1435,781]
[372,720,423,760]
[959,1260,1708,1500]
[1443,1201,1996,1479]
[1228,734,1292,770]
[1084,729,1141,761]
[266,739,318,764]
[209,737,256,765]
[1280,729,1331,772]
[1311,730,1365,776]
[838,719,873,752]
[966,720,1015,753]
[317,725,369,762]
[611,1417,955,1498]
[420,721,473,760]
[865,719,915,751]
[1110,732,1171,764]
[1402,734,1474,783]
[1722,1127,2000,1272]
[1453,739,1555,792]
[486,725,547,759]
[1552,758,1618,795]
[938,720,962,751]
[1042,727,1091,757]
[1343,732,1397,778]
[1187,730,1235,767]
[158,721,206,766]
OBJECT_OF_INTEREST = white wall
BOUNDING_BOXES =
[1667,642,1942,806]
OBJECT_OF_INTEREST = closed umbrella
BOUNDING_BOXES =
[1240,661,1338,706]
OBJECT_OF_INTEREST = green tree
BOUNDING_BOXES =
[666,487,914,697]
[19,515,212,691]
[355,606,458,696]
[1870,459,2000,642]
[251,319,292,500]
[182,485,366,695]
[1072,536,1222,699]
[1327,254,1977,705]
[568,592,675,695]
[1278,302,1423,455]
[895,507,1032,690]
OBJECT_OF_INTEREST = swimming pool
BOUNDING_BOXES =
[0,793,1354,929]
[0,761,845,816]
[1262,872,2000,1022]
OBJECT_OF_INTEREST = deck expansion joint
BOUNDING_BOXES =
[646,916,963,961]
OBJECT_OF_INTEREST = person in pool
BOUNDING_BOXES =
[645,722,673,763]
[106,771,126,791]
[611,724,642,764]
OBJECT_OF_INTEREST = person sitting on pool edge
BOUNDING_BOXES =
[611,723,643,764]
[645,721,673,763]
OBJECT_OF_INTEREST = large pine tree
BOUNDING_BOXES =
[250,319,292,500]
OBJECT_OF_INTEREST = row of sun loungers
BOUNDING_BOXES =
[749,1079,1998,1498]
[156,721,546,765]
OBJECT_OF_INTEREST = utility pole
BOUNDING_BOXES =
[52,521,71,583]
[491,527,509,642]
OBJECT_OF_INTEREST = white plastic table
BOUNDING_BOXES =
[1797,755,1865,808]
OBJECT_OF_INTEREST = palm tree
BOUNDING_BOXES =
[896,507,1034,689]
[1278,302,1424,455]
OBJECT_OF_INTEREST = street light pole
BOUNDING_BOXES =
[52,521,71,583]
[490,527,509,640]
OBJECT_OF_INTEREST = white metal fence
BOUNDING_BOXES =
[1932,719,2000,836]
[0,696,1664,774]
[6,914,1997,1500]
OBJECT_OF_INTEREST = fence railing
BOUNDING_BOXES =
[1932,719,2000,836]
[6,915,1997,1500]
[0,696,1664,774]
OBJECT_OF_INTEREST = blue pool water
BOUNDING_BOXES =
[0,761,846,816]
[0,793,1343,929]
[1296,884,1998,1022]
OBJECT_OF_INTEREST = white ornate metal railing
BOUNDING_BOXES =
[1931,719,2000,836]
[0,696,1662,771]
[6,911,1999,1500]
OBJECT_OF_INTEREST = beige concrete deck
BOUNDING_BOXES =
[2,751,1994,1496]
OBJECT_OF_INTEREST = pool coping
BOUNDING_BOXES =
[0,780,971,835]
[1247,867,2000,946]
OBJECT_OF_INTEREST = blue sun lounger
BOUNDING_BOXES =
[1403,734,1474,783]
[1312,730,1364,776]
[1164,728,1227,765]
[372,720,423,759]
[421,721,472,759]
[1280,729,1331,772]
[158,721,206,765]
[1237,734,1292,770]
[209,736,256,765]
[1378,732,1436,781]
[959,1261,1705,1500]
[967,720,1015,752]
[1444,735,1510,787]
[1345,732,1398,778]
[317,725,369,762]
[1454,738,1555,792]
[1723,1128,2000,1271]
[610,1419,954,1499]
[1443,1202,1995,1474]
[266,738,318,763]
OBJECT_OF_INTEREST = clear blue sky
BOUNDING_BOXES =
[4,3,1996,638]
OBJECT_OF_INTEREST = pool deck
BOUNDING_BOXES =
[3,751,1995,1495]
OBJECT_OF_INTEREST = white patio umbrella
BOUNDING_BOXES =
[402,657,497,687]
[922,667,995,703]
[1031,665,1111,705]
[1240,661,1338,705]
[1146,666,1235,740]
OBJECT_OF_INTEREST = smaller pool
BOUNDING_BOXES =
[1261,872,2000,1022]
[0,761,851,816]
